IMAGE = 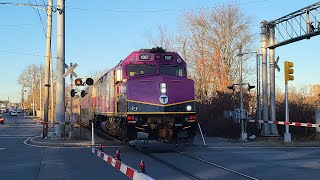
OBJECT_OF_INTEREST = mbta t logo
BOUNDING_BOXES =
[159,95,168,104]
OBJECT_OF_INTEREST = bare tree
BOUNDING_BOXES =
[16,64,45,112]
[177,5,253,101]
[147,25,176,52]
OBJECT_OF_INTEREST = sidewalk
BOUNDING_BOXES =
[193,134,320,147]
[29,124,110,147]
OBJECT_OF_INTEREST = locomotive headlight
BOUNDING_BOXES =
[160,83,166,94]
[186,105,192,111]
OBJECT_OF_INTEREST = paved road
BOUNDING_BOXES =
[0,113,128,180]
[111,136,320,180]
[2,113,320,180]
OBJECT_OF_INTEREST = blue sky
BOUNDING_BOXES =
[0,0,319,102]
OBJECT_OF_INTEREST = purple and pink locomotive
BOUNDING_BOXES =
[77,47,196,143]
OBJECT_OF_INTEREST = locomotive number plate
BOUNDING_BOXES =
[139,54,151,60]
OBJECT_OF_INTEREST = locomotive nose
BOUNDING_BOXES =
[126,75,195,113]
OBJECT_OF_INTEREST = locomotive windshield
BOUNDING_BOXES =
[126,64,156,76]
[159,65,185,77]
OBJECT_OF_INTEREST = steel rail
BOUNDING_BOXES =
[173,150,260,180]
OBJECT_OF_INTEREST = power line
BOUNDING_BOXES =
[0,2,46,8]
[0,50,57,59]
[27,0,46,37]
[0,23,35,27]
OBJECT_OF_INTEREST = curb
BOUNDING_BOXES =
[29,137,92,147]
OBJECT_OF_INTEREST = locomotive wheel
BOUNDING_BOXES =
[119,125,128,142]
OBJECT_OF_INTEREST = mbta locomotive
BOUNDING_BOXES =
[75,47,197,144]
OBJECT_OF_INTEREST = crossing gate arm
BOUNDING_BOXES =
[248,119,320,128]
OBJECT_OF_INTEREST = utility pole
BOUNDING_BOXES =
[268,25,279,135]
[261,21,270,136]
[21,87,25,116]
[50,54,54,124]
[21,86,25,110]
[32,79,35,117]
[238,45,247,140]
[55,0,66,137]
[39,65,42,120]
[43,0,53,138]
[256,48,261,128]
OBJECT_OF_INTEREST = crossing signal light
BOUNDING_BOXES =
[227,85,235,92]
[70,89,76,97]
[81,90,86,97]
[284,61,294,82]
[75,78,83,86]
[86,78,94,86]
[248,84,255,92]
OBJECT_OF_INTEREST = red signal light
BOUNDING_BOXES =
[75,78,83,86]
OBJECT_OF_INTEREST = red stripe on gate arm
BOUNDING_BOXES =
[107,156,112,164]
[295,123,301,126]
[264,121,268,123]
[284,122,289,125]
[115,161,121,170]
[307,123,312,127]
[100,153,104,159]
[273,121,279,124]
[126,168,134,179]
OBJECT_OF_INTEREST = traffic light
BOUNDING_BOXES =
[70,89,76,97]
[284,61,294,82]
[75,78,83,86]
[81,90,86,97]
[86,78,94,86]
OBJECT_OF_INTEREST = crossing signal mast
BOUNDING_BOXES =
[260,2,320,137]
[284,61,294,143]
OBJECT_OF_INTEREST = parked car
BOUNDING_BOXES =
[10,111,17,116]
[0,115,4,124]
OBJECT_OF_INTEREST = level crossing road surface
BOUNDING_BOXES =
[0,113,128,180]
[2,113,320,179]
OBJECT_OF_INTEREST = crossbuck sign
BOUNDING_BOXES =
[63,63,78,78]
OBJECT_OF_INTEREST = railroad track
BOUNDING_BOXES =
[91,126,260,180]
[131,146,260,180]
[173,150,260,180]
